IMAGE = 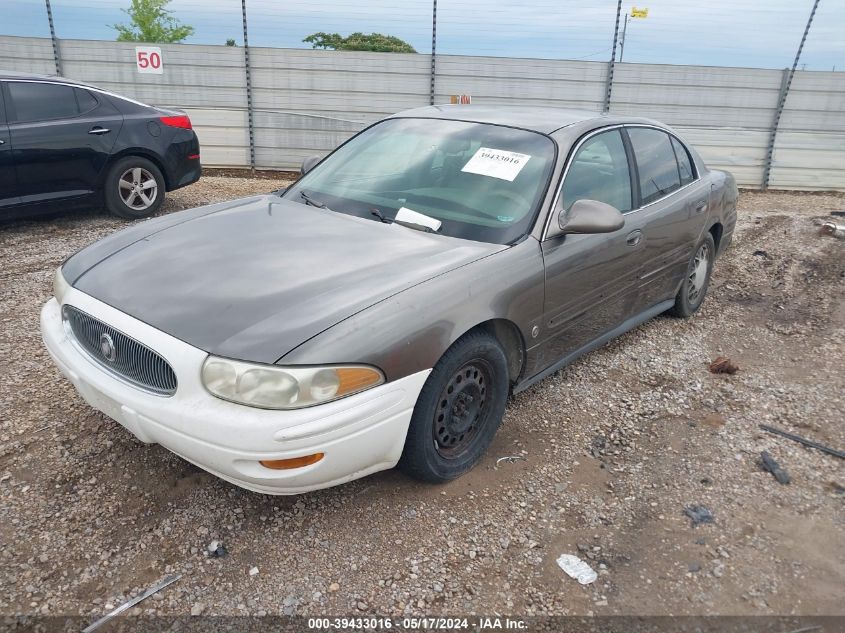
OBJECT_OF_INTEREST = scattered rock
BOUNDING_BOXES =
[684,505,714,527]
[760,451,791,484]
[709,356,739,374]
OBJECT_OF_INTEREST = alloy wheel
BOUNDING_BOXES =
[687,242,711,304]
[118,167,158,211]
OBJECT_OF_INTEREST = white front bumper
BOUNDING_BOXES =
[40,290,429,495]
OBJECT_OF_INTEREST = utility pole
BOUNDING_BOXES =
[619,13,630,62]
[761,0,821,189]
[603,0,623,113]
[44,0,62,76]
[430,0,437,105]
[241,0,256,171]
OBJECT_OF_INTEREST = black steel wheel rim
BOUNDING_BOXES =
[432,359,493,459]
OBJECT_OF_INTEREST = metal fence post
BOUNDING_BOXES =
[44,0,62,76]
[430,0,437,105]
[603,0,623,113]
[241,0,257,171]
[761,0,820,190]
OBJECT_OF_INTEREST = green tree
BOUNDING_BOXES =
[303,32,416,53]
[225,38,237,47]
[112,0,194,43]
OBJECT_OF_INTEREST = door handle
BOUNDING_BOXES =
[0,139,5,145]
[88,127,110,135]
[626,230,643,247]
[694,200,708,213]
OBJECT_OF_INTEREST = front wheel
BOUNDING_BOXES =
[104,156,165,219]
[668,232,716,318]
[398,331,509,483]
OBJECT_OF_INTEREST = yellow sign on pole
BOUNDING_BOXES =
[631,6,649,18]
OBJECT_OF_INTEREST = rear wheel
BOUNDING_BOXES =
[399,331,509,483]
[668,232,715,318]
[104,156,165,219]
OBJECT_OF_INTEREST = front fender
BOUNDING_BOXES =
[279,238,546,383]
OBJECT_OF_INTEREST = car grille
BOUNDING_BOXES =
[62,305,177,396]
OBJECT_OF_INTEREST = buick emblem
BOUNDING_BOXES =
[99,333,116,362]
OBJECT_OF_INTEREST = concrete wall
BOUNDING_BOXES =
[1,35,842,190]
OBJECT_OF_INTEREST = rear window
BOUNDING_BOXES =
[8,82,80,122]
[671,136,695,185]
[74,87,99,114]
[7,82,101,123]
[627,127,682,205]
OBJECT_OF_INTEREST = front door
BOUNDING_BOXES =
[4,81,123,204]
[539,128,646,368]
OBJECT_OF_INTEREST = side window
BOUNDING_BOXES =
[8,82,80,123]
[627,128,682,205]
[671,136,695,185]
[74,88,99,114]
[561,129,632,213]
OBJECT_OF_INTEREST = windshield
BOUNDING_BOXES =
[284,118,556,244]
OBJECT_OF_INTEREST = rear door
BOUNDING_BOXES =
[539,128,647,367]
[0,82,20,210]
[624,126,711,310]
[4,81,123,204]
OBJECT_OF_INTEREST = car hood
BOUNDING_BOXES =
[65,195,505,363]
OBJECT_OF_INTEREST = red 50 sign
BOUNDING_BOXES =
[135,46,163,74]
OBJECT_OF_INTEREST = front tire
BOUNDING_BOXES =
[668,232,716,318]
[399,331,509,483]
[104,156,165,219]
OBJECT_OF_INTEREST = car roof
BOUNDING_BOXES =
[0,71,94,88]
[390,104,653,134]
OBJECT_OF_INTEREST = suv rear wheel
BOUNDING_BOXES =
[104,156,165,219]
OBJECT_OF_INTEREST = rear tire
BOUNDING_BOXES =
[668,232,715,318]
[104,156,165,219]
[399,331,509,483]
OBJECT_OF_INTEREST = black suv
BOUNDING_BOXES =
[0,72,201,220]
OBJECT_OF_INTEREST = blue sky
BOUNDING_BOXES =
[4,0,844,70]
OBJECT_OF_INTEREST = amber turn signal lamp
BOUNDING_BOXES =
[336,367,383,395]
[260,453,324,470]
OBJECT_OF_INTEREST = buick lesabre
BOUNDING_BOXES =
[41,105,738,494]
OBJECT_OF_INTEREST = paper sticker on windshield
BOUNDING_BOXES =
[461,148,531,182]
[396,206,442,232]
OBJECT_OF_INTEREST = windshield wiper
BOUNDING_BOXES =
[300,190,329,209]
[370,207,437,233]
[370,207,390,223]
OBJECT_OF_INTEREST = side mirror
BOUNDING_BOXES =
[558,199,625,234]
[300,154,322,176]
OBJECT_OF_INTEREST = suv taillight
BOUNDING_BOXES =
[160,115,192,130]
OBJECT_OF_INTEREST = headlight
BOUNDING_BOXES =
[53,267,70,304]
[201,356,385,409]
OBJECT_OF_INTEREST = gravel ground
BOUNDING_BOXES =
[1,178,843,620]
